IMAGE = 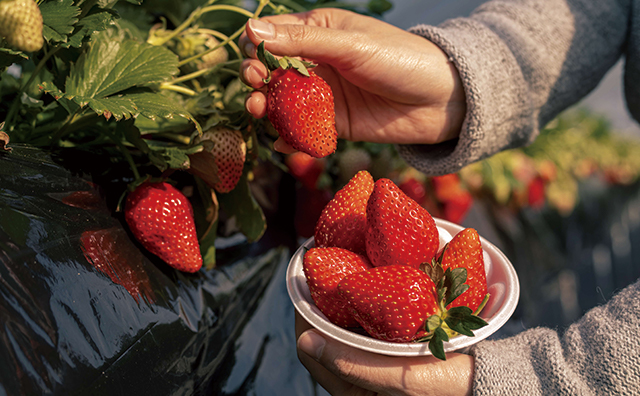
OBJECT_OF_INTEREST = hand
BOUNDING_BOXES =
[295,312,474,396]
[239,8,466,153]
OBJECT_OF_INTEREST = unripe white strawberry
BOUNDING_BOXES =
[194,127,246,193]
[0,0,44,52]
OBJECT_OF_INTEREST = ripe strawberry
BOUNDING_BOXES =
[315,170,374,255]
[0,0,43,52]
[365,178,439,268]
[258,42,337,158]
[399,177,427,207]
[303,247,372,328]
[193,126,246,193]
[124,181,202,273]
[340,260,489,359]
[285,151,326,190]
[338,264,439,342]
[436,228,488,311]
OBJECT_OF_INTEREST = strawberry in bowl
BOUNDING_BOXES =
[287,171,519,359]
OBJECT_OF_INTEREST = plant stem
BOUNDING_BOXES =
[5,47,61,130]
[159,84,197,96]
[196,28,243,60]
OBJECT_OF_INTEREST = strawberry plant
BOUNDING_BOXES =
[0,0,392,271]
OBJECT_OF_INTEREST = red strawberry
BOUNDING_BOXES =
[192,126,246,193]
[338,265,438,342]
[437,228,488,311]
[399,177,427,207]
[315,170,374,254]
[285,151,326,190]
[258,43,337,158]
[441,191,473,224]
[124,182,202,273]
[303,247,373,328]
[340,261,489,359]
[365,178,439,268]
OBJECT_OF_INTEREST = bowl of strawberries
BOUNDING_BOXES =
[286,171,519,359]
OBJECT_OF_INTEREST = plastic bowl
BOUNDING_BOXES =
[286,218,520,357]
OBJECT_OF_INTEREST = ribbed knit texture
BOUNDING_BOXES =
[398,0,630,176]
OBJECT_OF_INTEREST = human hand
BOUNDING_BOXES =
[239,8,466,154]
[295,312,474,396]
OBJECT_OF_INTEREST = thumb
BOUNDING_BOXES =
[245,18,356,66]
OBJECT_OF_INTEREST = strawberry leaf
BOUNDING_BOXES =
[444,306,489,336]
[429,327,449,361]
[65,8,116,48]
[66,32,178,98]
[41,0,80,43]
[444,267,470,307]
[0,131,11,152]
[257,41,281,72]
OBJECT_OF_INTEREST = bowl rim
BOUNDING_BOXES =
[286,217,520,357]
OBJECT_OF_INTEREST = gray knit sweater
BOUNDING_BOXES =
[401,0,640,394]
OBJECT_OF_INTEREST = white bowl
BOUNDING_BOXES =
[286,218,520,357]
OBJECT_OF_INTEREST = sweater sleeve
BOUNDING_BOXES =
[397,0,631,176]
[469,278,640,395]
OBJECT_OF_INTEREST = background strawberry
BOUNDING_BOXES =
[315,170,374,254]
[437,228,488,311]
[193,126,246,193]
[303,247,372,328]
[285,151,326,190]
[258,43,338,158]
[365,178,439,268]
[124,181,202,273]
[0,0,43,52]
[338,264,438,342]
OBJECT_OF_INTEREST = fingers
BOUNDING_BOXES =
[240,13,363,67]
[297,328,475,396]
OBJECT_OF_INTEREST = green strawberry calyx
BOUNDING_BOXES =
[417,245,491,361]
[256,41,316,83]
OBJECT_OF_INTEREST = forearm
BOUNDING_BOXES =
[399,0,631,175]
[470,278,640,395]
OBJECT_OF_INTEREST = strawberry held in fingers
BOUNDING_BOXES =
[257,42,338,158]
[303,247,373,328]
[365,178,439,268]
[315,170,374,255]
[125,182,202,273]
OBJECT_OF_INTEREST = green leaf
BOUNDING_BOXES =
[41,0,81,43]
[217,172,266,243]
[65,8,117,48]
[428,327,449,361]
[0,48,28,70]
[444,307,489,337]
[444,267,470,306]
[257,41,281,72]
[85,96,138,120]
[127,92,201,133]
[66,32,179,98]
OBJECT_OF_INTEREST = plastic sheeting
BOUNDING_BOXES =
[0,145,318,395]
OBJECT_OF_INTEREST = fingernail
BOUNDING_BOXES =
[243,42,256,57]
[249,19,275,40]
[298,330,326,361]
